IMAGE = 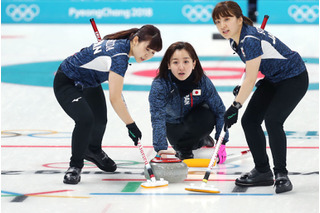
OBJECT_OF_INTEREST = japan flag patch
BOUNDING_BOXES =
[192,89,201,96]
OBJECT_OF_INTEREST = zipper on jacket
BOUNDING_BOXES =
[190,92,193,107]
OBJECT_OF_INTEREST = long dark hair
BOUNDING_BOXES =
[212,1,253,26]
[103,25,162,51]
[156,41,204,83]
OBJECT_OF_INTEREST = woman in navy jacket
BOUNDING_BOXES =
[54,25,162,184]
[149,41,228,161]
[212,1,308,193]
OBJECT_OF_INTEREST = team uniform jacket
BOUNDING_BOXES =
[230,24,306,83]
[149,73,228,152]
[59,39,130,88]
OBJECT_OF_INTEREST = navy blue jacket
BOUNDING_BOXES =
[149,73,228,152]
[59,39,130,88]
[230,24,306,83]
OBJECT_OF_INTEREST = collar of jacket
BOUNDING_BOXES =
[169,71,197,97]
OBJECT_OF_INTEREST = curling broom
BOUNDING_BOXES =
[137,140,169,188]
[185,126,227,193]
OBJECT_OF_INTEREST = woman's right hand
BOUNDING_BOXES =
[156,150,176,158]
[126,122,142,146]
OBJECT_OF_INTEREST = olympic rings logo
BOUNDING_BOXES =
[1,130,71,139]
[288,5,319,23]
[182,4,214,22]
[6,4,40,22]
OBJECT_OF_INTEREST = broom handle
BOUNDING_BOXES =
[202,126,227,182]
[90,18,102,42]
[261,15,269,29]
[137,140,156,181]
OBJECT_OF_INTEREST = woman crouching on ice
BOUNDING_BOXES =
[149,41,228,161]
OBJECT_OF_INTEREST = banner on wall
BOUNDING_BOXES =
[257,0,319,24]
[1,0,247,24]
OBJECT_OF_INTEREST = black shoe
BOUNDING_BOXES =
[84,149,117,172]
[63,167,81,184]
[175,150,194,160]
[202,136,215,147]
[274,173,293,194]
[235,168,274,187]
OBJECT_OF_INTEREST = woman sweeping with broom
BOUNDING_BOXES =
[54,25,163,184]
[212,1,308,193]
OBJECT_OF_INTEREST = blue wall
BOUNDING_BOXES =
[257,0,319,24]
[2,0,318,24]
[1,0,246,24]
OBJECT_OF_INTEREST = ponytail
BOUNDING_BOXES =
[103,25,162,52]
[103,28,139,40]
[243,15,253,26]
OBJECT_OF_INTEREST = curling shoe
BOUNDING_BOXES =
[235,168,274,187]
[175,150,194,160]
[63,167,81,184]
[84,149,117,172]
[274,173,293,194]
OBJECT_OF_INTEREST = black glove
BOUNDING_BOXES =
[224,105,239,131]
[233,85,241,96]
[126,122,142,146]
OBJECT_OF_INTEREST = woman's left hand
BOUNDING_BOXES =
[224,105,239,130]
[217,144,227,164]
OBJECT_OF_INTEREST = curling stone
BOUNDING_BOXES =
[144,152,188,183]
